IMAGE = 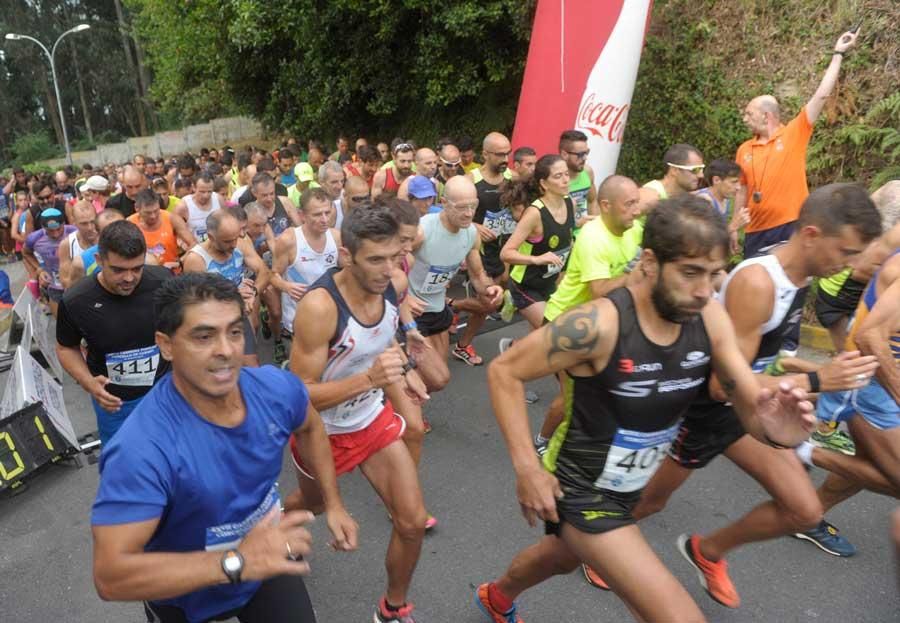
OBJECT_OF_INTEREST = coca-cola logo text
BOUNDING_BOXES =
[577,94,629,143]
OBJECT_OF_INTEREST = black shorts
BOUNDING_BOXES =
[668,401,746,469]
[744,221,796,259]
[545,488,636,537]
[144,574,316,623]
[417,306,454,337]
[815,278,866,329]
[481,247,506,279]
[41,286,63,303]
[509,278,554,311]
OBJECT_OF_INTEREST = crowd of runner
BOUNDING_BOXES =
[1,26,898,623]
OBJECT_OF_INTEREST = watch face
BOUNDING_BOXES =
[224,554,242,573]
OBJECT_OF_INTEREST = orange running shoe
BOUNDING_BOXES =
[474,583,523,623]
[677,534,740,608]
[582,563,611,590]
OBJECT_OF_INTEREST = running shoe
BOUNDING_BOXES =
[524,390,539,404]
[500,290,516,322]
[452,343,483,365]
[423,416,432,434]
[793,520,856,557]
[374,597,417,623]
[474,583,523,623]
[582,563,611,590]
[534,436,549,458]
[498,337,514,354]
[810,428,856,455]
[677,533,740,608]
[425,513,438,531]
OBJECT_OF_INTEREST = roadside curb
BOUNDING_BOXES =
[800,323,833,352]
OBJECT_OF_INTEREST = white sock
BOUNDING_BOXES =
[795,441,814,466]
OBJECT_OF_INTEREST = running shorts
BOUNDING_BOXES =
[667,400,746,469]
[481,246,506,279]
[291,401,405,476]
[545,488,636,536]
[40,286,64,304]
[814,278,866,329]
[816,377,900,431]
[509,278,554,311]
[416,306,453,337]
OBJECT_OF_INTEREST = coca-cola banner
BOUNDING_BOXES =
[511,0,653,182]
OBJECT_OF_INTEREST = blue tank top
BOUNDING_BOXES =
[190,244,245,285]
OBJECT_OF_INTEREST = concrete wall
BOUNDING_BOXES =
[37,116,265,167]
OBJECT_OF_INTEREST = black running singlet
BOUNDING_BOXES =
[509,197,575,292]
[544,287,712,504]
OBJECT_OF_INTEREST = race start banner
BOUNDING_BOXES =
[511,0,653,181]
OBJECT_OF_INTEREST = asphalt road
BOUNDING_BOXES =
[1,262,898,622]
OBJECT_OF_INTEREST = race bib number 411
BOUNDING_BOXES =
[105,345,160,386]
[594,422,680,493]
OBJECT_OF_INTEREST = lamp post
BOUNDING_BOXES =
[5,24,91,166]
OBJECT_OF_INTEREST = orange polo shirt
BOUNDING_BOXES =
[128,210,180,266]
[736,106,814,233]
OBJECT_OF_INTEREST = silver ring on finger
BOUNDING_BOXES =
[856,373,868,383]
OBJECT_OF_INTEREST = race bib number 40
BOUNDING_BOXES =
[105,345,160,386]
[594,422,680,493]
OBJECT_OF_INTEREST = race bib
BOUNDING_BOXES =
[418,264,458,294]
[544,247,571,278]
[195,229,208,242]
[593,422,680,493]
[484,209,514,236]
[105,345,160,386]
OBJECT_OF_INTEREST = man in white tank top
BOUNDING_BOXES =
[284,205,430,623]
[174,172,221,242]
[270,188,341,365]
[59,201,99,289]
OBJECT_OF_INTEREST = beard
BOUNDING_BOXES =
[493,161,508,174]
[651,278,703,324]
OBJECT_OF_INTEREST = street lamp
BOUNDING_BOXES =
[5,23,91,166]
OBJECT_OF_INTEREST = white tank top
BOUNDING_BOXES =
[311,270,399,434]
[718,252,808,371]
[185,193,221,241]
[281,227,339,333]
[67,231,86,259]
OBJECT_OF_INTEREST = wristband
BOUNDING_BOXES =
[401,321,418,332]
[832,50,844,56]
[806,371,821,393]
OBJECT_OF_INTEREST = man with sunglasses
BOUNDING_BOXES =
[737,29,859,259]
[639,144,706,214]
[24,180,68,239]
[372,142,415,200]
[435,141,463,187]
[560,130,599,236]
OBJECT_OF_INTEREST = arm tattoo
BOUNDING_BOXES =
[547,306,600,362]
[721,377,737,397]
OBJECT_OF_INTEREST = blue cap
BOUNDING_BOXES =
[408,176,437,199]
[40,207,63,229]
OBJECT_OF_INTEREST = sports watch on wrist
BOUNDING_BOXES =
[221,549,244,584]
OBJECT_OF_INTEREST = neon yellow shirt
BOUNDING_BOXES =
[543,217,644,322]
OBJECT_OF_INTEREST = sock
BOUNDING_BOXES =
[535,434,549,445]
[488,582,514,613]
[795,441,814,466]
[382,598,406,613]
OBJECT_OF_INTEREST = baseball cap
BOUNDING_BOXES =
[40,208,64,230]
[78,175,109,194]
[408,176,437,199]
[294,162,315,183]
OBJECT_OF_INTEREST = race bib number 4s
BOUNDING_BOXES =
[594,422,680,493]
[105,345,160,386]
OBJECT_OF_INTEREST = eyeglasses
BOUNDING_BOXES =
[349,194,370,203]
[565,149,590,159]
[486,151,511,159]
[440,158,461,167]
[446,200,478,212]
[667,162,705,174]
[36,193,53,202]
